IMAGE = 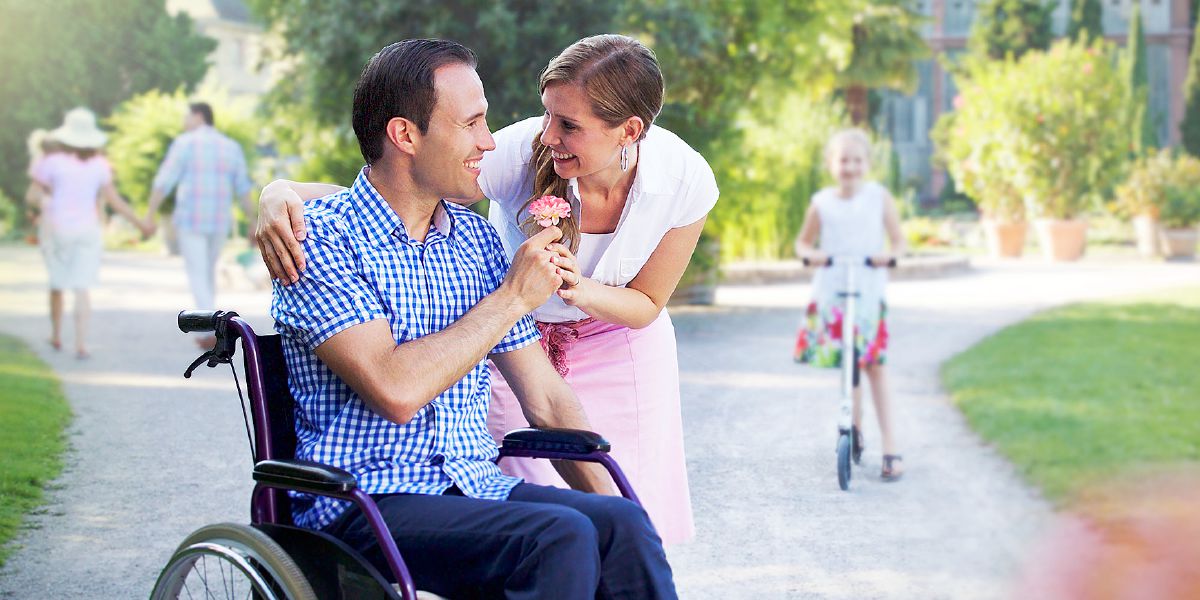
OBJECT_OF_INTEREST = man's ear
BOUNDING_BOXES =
[385,117,419,157]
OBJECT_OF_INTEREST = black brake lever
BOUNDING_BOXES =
[183,349,233,378]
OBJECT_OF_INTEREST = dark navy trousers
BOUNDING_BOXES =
[324,482,677,599]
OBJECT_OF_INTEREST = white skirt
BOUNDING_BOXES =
[41,228,102,290]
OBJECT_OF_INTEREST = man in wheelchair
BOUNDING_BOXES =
[268,39,676,598]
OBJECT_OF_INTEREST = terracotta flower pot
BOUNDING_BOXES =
[981,218,1027,258]
[1159,227,1198,260]
[1131,215,1160,258]
[1033,218,1088,262]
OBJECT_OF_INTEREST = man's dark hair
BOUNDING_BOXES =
[189,102,214,126]
[352,39,478,164]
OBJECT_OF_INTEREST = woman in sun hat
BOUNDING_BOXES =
[27,107,151,358]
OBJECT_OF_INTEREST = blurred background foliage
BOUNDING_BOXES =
[4,0,1198,259]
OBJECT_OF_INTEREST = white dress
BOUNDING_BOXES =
[794,182,891,367]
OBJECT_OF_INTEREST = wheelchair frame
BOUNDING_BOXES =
[156,310,641,600]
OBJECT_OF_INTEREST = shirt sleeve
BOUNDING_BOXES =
[153,137,187,194]
[672,152,720,228]
[98,157,113,187]
[271,222,387,351]
[30,156,53,186]
[475,221,539,354]
[480,117,539,214]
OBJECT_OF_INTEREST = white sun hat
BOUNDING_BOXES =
[49,108,108,149]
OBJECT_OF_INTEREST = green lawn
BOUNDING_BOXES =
[942,286,1200,503]
[0,334,71,567]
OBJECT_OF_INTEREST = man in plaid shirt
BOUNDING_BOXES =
[148,102,255,347]
[269,40,675,599]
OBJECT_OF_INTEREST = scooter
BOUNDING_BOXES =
[804,255,895,490]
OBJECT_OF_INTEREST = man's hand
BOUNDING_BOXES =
[500,226,565,313]
[256,180,308,284]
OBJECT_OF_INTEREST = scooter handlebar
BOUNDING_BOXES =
[802,256,897,268]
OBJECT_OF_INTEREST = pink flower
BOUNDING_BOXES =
[1082,62,1094,75]
[528,195,571,227]
[953,95,965,110]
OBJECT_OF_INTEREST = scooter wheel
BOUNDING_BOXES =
[837,433,852,491]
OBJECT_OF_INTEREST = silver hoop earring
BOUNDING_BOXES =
[620,145,629,172]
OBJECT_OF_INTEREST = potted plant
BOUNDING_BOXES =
[937,40,1131,261]
[932,78,1029,258]
[1014,42,1129,261]
[1114,151,1200,258]
[1158,185,1200,259]
[1114,150,1173,256]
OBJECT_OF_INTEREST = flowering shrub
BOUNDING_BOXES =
[1113,149,1200,222]
[934,39,1130,220]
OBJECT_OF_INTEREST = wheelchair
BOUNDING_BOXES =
[150,310,642,600]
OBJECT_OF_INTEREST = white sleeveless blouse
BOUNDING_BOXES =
[811,181,889,322]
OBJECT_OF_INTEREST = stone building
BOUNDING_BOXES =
[882,0,1194,199]
[165,0,276,99]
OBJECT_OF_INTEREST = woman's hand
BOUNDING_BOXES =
[547,243,592,307]
[256,180,309,284]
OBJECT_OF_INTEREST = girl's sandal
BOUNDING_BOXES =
[851,425,864,465]
[881,454,904,482]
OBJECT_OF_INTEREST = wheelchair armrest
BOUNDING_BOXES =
[253,459,357,494]
[501,427,611,454]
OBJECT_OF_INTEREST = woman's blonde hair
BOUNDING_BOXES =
[519,34,664,251]
[824,128,873,169]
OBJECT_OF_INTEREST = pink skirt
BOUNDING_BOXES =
[487,311,695,545]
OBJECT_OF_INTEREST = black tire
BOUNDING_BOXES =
[837,433,852,491]
[150,522,317,600]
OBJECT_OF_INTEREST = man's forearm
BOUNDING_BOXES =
[528,383,619,495]
[379,286,529,417]
[146,188,166,221]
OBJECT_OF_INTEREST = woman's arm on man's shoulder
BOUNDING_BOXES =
[256,179,346,283]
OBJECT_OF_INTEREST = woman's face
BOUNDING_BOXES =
[539,83,627,181]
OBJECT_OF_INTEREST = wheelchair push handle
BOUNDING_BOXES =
[178,310,243,378]
[178,310,226,333]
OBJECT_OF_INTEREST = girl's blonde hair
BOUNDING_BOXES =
[824,128,873,169]
[520,34,664,251]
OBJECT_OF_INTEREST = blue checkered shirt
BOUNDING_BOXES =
[271,168,539,530]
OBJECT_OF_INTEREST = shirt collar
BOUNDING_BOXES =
[350,167,456,246]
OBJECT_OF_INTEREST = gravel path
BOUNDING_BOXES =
[0,243,1194,599]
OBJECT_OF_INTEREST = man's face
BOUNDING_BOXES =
[410,63,496,203]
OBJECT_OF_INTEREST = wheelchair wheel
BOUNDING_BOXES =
[150,522,317,600]
[836,433,852,491]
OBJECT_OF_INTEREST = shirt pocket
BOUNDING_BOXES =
[619,256,648,279]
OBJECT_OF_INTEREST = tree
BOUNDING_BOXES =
[251,0,620,134]
[621,0,857,150]
[248,0,623,184]
[1123,0,1157,153]
[1182,18,1200,157]
[1067,0,1103,42]
[0,0,214,206]
[968,0,1055,61]
[836,0,930,126]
